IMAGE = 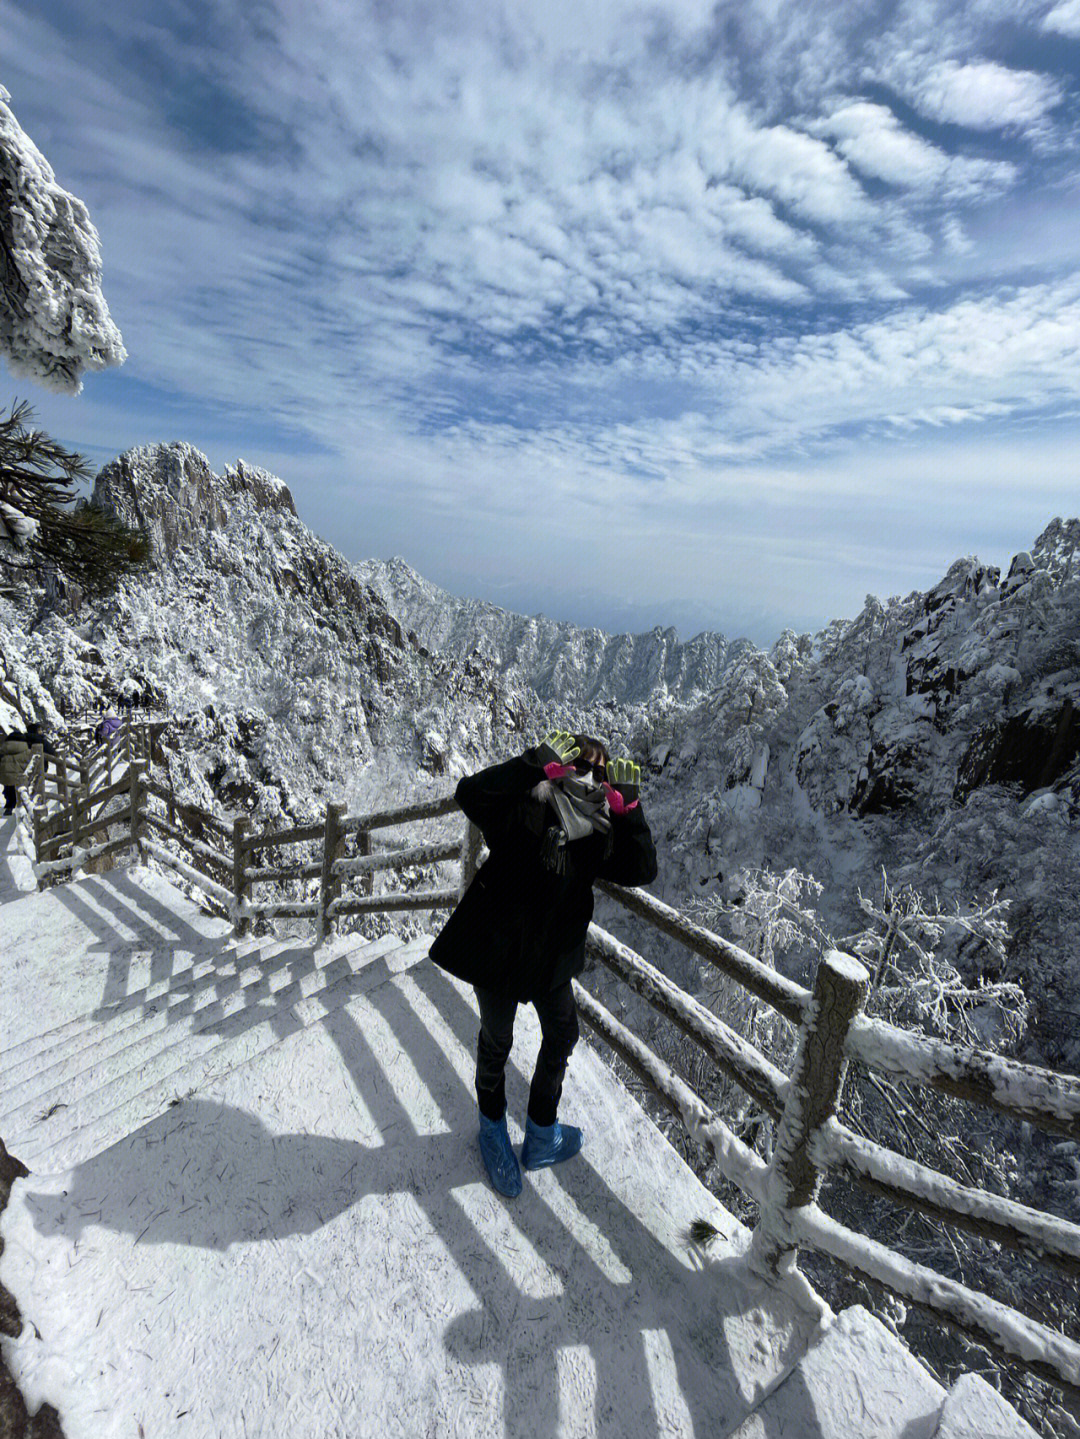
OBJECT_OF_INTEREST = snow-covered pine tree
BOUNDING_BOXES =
[0,84,125,393]
[0,401,148,596]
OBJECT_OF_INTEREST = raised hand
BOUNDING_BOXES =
[536,730,581,780]
[604,757,641,813]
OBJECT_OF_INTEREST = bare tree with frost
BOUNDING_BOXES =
[686,866,1025,1170]
[681,867,1079,1431]
[0,85,125,393]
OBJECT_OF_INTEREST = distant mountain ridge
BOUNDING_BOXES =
[354,555,752,706]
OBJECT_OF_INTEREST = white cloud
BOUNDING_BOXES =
[906,60,1062,131]
[721,112,873,226]
[941,215,974,254]
[1043,0,1080,38]
[817,101,1015,200]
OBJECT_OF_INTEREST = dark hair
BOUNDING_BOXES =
[574,734,609,769]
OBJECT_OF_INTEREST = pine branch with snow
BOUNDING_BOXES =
[0,400,149,595]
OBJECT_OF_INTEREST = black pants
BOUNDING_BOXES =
[2,785,16,813]
[474,981,580,1127]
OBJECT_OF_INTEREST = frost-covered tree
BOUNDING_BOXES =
[687,865,1025,1168]
[0,400,147,595]
[680,865,1077,1432]
[0,85,125,393]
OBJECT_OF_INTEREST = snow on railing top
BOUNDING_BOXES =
[847,1012,1080,1142]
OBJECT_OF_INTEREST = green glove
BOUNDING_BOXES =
[604,758,641,811]
[537,730,581,778]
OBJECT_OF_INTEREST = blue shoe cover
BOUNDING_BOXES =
[520,1115,583,1170]
[478,1112,522,1197]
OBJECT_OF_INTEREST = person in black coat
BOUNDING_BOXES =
[429,730,658,1197]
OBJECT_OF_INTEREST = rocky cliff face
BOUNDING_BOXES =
[94,444,299,559]
[0,443,529,826]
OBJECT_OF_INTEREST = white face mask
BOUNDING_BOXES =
[569,764,604,790]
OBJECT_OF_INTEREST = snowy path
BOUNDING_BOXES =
[0,825,1038,1437]
[0,832,827,1438]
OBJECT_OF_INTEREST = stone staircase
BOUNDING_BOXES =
[0,921,429,1177]
[728,1304,1041,1438]
[0,822,1047,1437]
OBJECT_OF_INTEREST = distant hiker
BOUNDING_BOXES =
[1,719,54,813]
[429,731,658,1197]
[94,713,122,745]
[25,720,56,757]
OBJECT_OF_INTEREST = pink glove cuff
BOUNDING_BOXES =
[603,786,639,814]
[544,760,573,780]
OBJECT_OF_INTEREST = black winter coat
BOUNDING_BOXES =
[428,749,658,1002]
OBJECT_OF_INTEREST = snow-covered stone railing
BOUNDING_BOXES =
[845,1014,1080,1141]
[587,878,1080,1400]
[20,714,145,883]
[220,792,464,940]
[140,776,242,927]
[595,879,811,1025]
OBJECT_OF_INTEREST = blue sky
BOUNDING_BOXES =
[4,0,1080,644]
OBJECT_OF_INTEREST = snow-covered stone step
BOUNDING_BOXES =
[0,932,389,1123]
[10,937,432,1175]
[0,932,272,1075]
[932,1373,1041,1438]
[0,864,241,1055]
[725,1305,947,1439]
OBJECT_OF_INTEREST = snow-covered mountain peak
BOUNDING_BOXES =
[0,443,534,827]
[93,442,298,559]
[1029,515,1080,583]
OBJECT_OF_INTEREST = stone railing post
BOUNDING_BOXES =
[128,759,145,860]
[26,772,43,877]
[31,743,45,810]
[750,949,868,1276]
[79,754,90,828]
[355,828,373,896]
[71,774,86,859]
[57,750,70,814]
[26,744,46,879]
[460,819,483,898]
[319,801,347,942]
[233,817,251,939]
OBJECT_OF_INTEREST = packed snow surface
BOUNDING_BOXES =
[0,824,824,1438]
[726,1305,945,1439]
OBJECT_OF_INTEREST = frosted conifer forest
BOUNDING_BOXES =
[1,444,1078,1431]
